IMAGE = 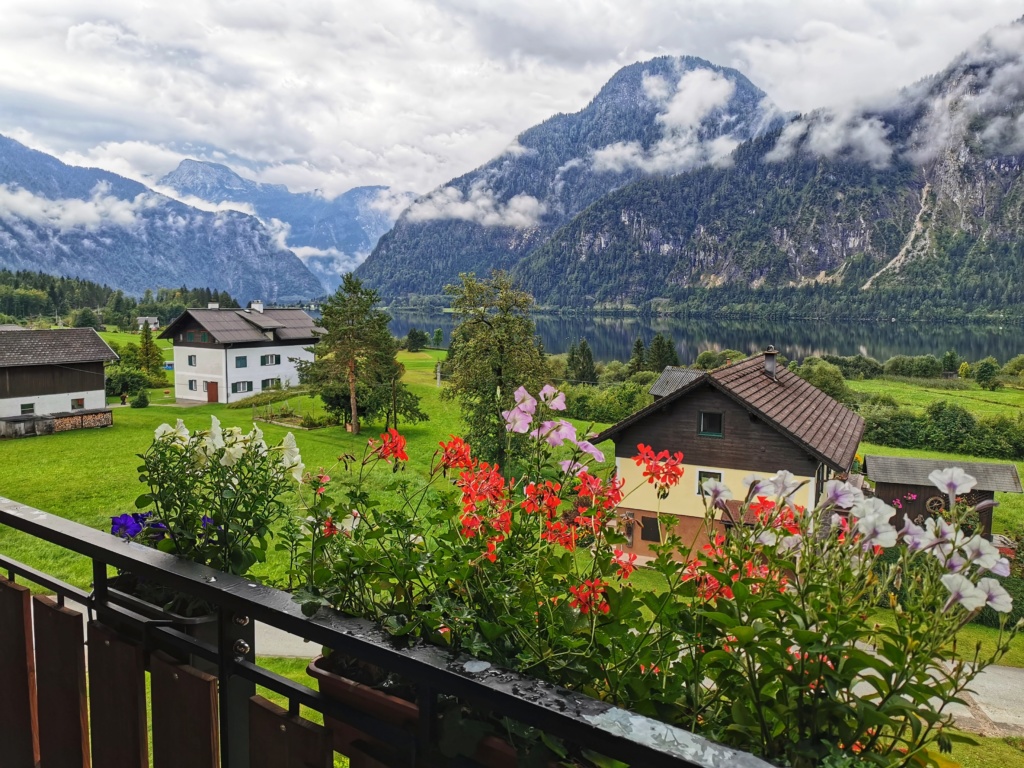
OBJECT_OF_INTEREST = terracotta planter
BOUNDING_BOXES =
[307,655,419,767]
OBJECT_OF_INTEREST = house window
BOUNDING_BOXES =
[235,356,248,368]
[697,470,723,495]
[231,381,253,394]
[200,332,209,343]
[202,381,208,392]
[187,354,197,366]
[188,380,197,391]
[260,354,281,366]
[186,331,194,342]
[640,515,661,543]
[20,403,34,415]
[71,398,85,410]
[261,378,282,390]
[699,411,723,437]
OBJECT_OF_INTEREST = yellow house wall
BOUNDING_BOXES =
[616,459,817,519]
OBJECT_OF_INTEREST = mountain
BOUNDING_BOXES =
[355,56,781,300]
[515,21,1024,314]
[159,160,412,292]
[0,136,324,304]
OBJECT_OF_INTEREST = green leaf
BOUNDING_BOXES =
[134,494,152,509]
[579,751,629,768]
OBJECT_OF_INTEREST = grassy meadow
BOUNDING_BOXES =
[98,329,175,361]
[0,354,1019,668]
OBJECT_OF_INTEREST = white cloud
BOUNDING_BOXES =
[405,181,546,227]
[150,186,257,216]
[0,1,1019,194]
[293,246,367,274]
[368,188,417,220]
[593,68,741,174]
[0,181,156,231]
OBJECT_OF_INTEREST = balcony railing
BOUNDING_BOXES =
[0,496,770,768]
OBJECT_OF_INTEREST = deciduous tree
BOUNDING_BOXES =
[442,272,547,466]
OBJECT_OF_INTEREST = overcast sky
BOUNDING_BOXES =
[0,1,1020,197]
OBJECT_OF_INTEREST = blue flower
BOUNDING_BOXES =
[201,515,215,528]
[111,514,143,539]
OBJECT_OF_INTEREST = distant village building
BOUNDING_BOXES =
[136,316,160,331]
[595,351,866,559]
[160,302,320,404]
[0,328,118,436]
[864,455,1021,539]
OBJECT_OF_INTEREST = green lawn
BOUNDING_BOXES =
[848,377,1024,419]
[98,329,174,361]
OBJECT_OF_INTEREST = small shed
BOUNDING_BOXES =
[137,316,159,331]
[864,455,1022,537]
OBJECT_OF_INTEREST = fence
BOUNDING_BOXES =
[0,495,769,768]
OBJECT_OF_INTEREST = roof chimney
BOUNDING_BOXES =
[764,345,778,380]
[251,300,264,314]
[207,302,219,309]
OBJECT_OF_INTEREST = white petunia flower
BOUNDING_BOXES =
[821,479,864,509]
[960,535,1001,572]
[220,442,245,467]
[768,470,802,499]
[977,577,1014,614]
[941,573,987,612]
[928,467,977,497]
[701,478,733,508]
[990,557,1012,578]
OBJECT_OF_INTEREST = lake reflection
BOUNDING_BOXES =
[389,312,1024,365]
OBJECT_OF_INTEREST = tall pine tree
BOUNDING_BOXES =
[627,338,647,376]
[647,333,680,372]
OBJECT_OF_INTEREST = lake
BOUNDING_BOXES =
[388,312,1024,365]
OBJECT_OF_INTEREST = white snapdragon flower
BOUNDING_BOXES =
[941,573,987,612]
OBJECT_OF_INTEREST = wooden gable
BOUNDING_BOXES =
[612,381,819,477]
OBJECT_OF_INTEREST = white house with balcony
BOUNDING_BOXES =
[160,302,320,404]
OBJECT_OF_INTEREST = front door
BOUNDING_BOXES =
[207,381,218,403]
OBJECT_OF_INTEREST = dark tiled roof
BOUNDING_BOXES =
[865,456,1023,493]
[649,366,704,398]
[595,355,866,472]
[711,356,865,472]
[161,308,319,344]
[0,329,118,367]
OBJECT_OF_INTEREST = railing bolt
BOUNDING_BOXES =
[104,640,110,647]
[173,673,179,681]
[279,725,287,732]
[233,639,251,656]
[233,614,251,627]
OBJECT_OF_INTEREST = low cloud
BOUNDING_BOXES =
[293,246,368,274]
[0,181,156,231]
[368,187,417,220]
[765,109,893,168]
[151,185,257,216]
[404,180,546,228]
[592,68,741,174]
[906,22,1024,163]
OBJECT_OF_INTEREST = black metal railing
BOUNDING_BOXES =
[0,496,770,768]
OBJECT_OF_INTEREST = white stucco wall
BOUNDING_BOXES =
[0,389,106,418]
[174,343,314,403]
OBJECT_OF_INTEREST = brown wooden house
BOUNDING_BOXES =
[0,328,118,436]
[594,352,866,559]
[864,455,1021,538]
